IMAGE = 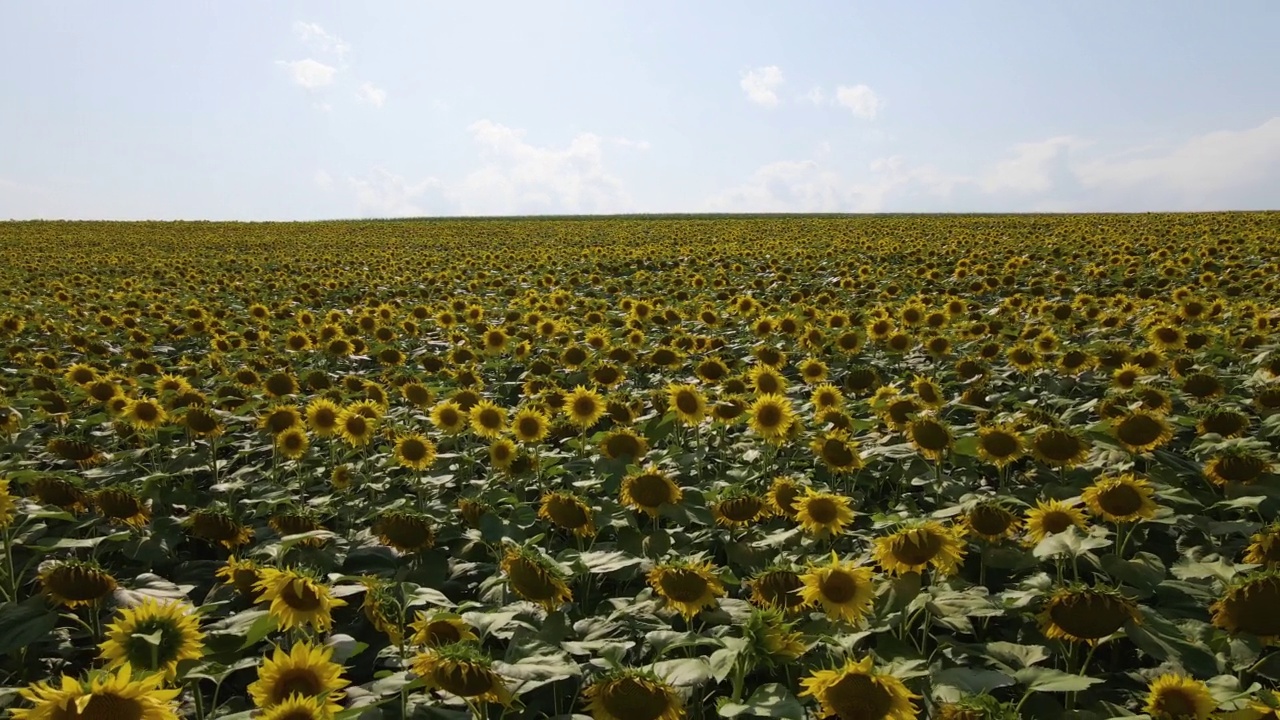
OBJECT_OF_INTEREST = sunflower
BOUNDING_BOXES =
[1246,524,1280,567]
[373,509,436,552]
[711,493,767,528]
[512,406,551,444]
[907,415,953,461]
[798,357,829,384]
[1196,407,1249,438]
[182,406,223,437]
[872,521,966,576]
[1204,449,1273,486]
[216,555,262,598]
[0,478,16,528]
[254,568,347,632]
[810,383,845,412]
[964,502,1020,542]
[98,598,205,681]
[1040,584,1141,644]
[748,567,808,612]
[1211,571,1280,641]
[1082,473,1158,523]
[94,487,151,527]
[40,561,118,608]
[748,393,795,444]
[430,400,468,435]
[257,694,333,720]
[31,475,90,513]
[1144,674,1216,720]
[563,385,606,429]
[798,553,876,624]
[393,433,437,471]
[189,509,254,549]
[469,400,507,439]
[336,407,377,447]
[539,492,596,537]
[1029,426,1091,468]
[304,398,341,437]
[275,427,309,460]
[260,404,303,436]
[748,364,787,395]
[247,641,349,712]
[767,475,803,518]
[411,611,478,648]
[501,547,573,611]
[977,424,1023,468]
[1112,410,1173,453]
[124,397,168,431]
[621,466,682,517]
[794,489,855,537]
[648,560,725,619]
[330,464,352,491]
[47,437,108,468]
[800,656,919,720]
[601,427,650,460]
[582,668,684,720]
[1024,499,1088,543]
[745,607,807,664]
[811,430,863,474]
[10,666,181,720]
[665,383,707,426]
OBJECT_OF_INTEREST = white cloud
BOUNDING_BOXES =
[294,22,351,62]
[834,84,882,119]
[802,87,827,105]
[349,168,441,217]
[979,136,1080,194]
[278,58,336,89]
[740,66,784,107]
[314,170,333,190]
[357,82,386,108]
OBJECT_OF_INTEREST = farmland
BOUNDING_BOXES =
[1,212,1279,719]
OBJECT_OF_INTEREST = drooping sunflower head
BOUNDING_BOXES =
[373,509,436,552]
[1112,410,1174,454]
[539,491,596,537]
[582,668,684,720]
[1246,524,1280,567]
[964,501,1020,542]
[501,546,572,612]
[1039,584,1141,644]
[621,465,682,517]
[1144,673,1217,720]
[1212,571,1280,642]
[748,566,808,613]
[1081,473,1158,523]
[94,486,151,527]
[1196,407,1250,439]
[1029,426,1091,468]
[1024,499,1088,544]
[40,560,118,608]
[711,491,768,528]
[47,437,108,468]
[10,666,182,720]
[412,642,512,706]
[800,656,919,720]
[247,640,349,712]
[744,607,807,665]
[98,598,205,681]
[254,567,347,633]
[647,559,726,620]
[798,552,876,625]
[1204,447,1274,487]
[907,414,953,461]
[794,489,856,538]
[183,406,223,437]
[216,555,263,598]
[411,611,478,648]
[872,521,966,577]
[31,474,90,513]
[188,508,254,549]
[600,427,650,460]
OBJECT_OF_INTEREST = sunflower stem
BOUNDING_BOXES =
[190,679,205,720]
[0,524,16,601]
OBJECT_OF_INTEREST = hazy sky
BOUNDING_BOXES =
[2,2,1278,219]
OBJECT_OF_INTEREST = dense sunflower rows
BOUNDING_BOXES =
[0,214,1279,720]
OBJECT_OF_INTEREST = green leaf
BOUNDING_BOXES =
[1013,667,1104,693]
[239,611,278,650]
[984,642,1051,671]
[577,550,643,574]
[0,596,58,656]
[653,658,713,687]
[717,683,805,718]
[931,668,1015,702]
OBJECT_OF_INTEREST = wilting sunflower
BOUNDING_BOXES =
[977,424,1023,468]
[1197,407,1250,438]
[748,393,795,444]
[411,642,512,706]
[539,491,596,537]
[247,641,349,712]
[800,656,919,720]
[1144,674,1216,720]
[810,430,863,474]
[744,607,807,664]
[563,385,606,429]
[30,475,89,513]
[501,547,573,611]
[430,400,468,435]
[794,489,855,538]
[216,555,262,598]
[1081,473,1158,523]
[648,560,726,619]
[336,407,378,447]
[98,598,205,681]
[1029,426,1091,468]
[748,567,808,612]
[275,427,309,460]
[872,521,966,576]
[47,437,108,468]
[411,611,478,648]
[582,668,684,720]
[469,400,507,439]
[1246,524,1280,567]
[1204,448,1273,486]
[1040,584,1141,644]
[798,553,875,624]
[1211,571,1280,641]
[767,475,804,518]
[94,486,151,527]
[188,509,253,549]
[373,509,436,552]
[600,427,650,460]
[10,666,181,720]
[393,433,437,471]
[964,501,1020,542]
[123,396,168,431]
[304,398,341,437]
[254,568,347,632]
[621,466,682,517]
[40,560,118,608]
[511,406,551,444]
[1111,410,1173,453]
[1024,499,1088,543]
[667,383,707,426]
[711,492,767,528]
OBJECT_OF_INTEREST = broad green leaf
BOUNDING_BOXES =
[1014,667,1104,693]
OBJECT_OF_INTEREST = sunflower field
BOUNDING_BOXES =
[1,213,1279,720]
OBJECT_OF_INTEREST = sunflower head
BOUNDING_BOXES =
[977,424,1023,468]
[748,393,795,444]
[373,509,436,552]
[247,640,349,712]
[254,567,347,632]
[621,466,682,517]
[811,430,864,474]
[539,491,596,536]
[600,427,650,460]
[711,490,767,528]
[1024,499,1088,544]
[1040,584,1141,644]
[98,598,205,681]
[1204,447,1274,486]
[964,501,1020,542]
[94,486,151,527]
[1246,524,1280,567]
[767,476,804,518]
[410,611,478,648]
[744,607,807,665]
[1144,673,1217,720]
[47,437,108,467]
[216,556,263,598]
[873,521,966,577]
[647,559,726,619]
[501,546,572,612]
[40,560,118,608]
[393,433,438,471]
[582,668,684,720]
[188,508,254,549]
[1081,473,1158,523]
[798,552,876,625]
[10,666,182,720]
[1030,426,1091,468]
[908,414,953,461]
[800,656,919,720]
[748,566,808,612]
[411,642,511,705]
[1212,571,1280,642]
[794,489,856,538]
[30,475,90,513]
[1112,410,1173,454]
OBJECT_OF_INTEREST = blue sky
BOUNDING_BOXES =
[2,2,1278,219]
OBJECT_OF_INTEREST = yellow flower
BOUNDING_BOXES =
[620,466,682,517]
[711,493,767,528]
[1111,410,1173,453]
[1024,499,1088,543]
[469,400,507,439]
[393,433,437,471]
[501,548,572,611]
[248,641,349,712]
[1081,473,1158,523]
[748,393,795,444]
[1,478,19,528]
[800,656,919,720]
[511,406,551,444]
[411,643,512,706]
[216,555,262,597]
[872,521,965,576]
[39,561,117,608]
[582,669,684,720]
[563,385,606,429]
[257,693,333,720]
[793,489,855,537]
[275,427,309,460]
[1211,571,1280,642]
[1040,585,1141,645]
[666,383,707,426]
[11,666,181,720]
[798,553,875,624]
[254,568,347,633]
[98,598,205,681]
[1144,674,1216,720]
[648,560,725,619]
[410,611,478,647]
[976,424,1023,468]
[748,568,807,613]
[123,397,168,431]
[810,430,863,474]
[963,502,1020,542]
[539,492,596,537]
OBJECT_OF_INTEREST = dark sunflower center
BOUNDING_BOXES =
[1201,412,1244,437]
[273,668,324,702]
[1097,484,1144,517]
[822,439,856,467]
[1150,688,1202,719]
[1041,510,1073,535]
[133,403,160,422]
[47,566,115,601]
[97,490,142,519]
[193,513,240,541]
[378,516,433,550]
[427,622,461,646]
[187,410,219,433]
[508,558,560,600]
[572,397,598,417]
[67,692,145,720]
[659,569,710,603]
[601,677,673,720]
[629,475,673,508]
[719,497,763,523]
[1034,430,1084,463]
[1222,578,1280,636]
[547,497,589,528]
[969,506,1012,536]
[819,569,860,604]
[675,392,701,415]
[517,417,542,438]
[887,400,917,426]
[123,618,183,669]
[435,661,497,697]
[757,572,804,608]
[1048,592,1132,640]
[756,375,782,394]
[344,416,368,436]
[281,580,324,612]
[478,409,501,429]
[981,432,1019,458]
[273,709,316,720]
[891,529,943,566]
[438,409,461,427]
[1217,455,1267,484]
[805,497,840,525]
[606,433,642,457]
[911,421,950,451]
[773,485,799,514]
[755,404,783,428]
[399,439,428,462]
[824,673,894,720]
[1117,414,1165,446]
